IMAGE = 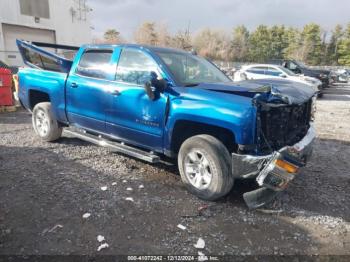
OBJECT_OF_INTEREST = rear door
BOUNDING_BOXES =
[66,48,119,133]
[105,47,168,152]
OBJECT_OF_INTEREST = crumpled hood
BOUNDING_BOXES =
[195,79,317,105]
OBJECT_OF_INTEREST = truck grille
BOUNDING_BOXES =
[257,99,312,153]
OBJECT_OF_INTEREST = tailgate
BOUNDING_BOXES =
[16,39,79,73]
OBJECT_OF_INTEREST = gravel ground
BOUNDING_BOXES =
[0,85,349,256]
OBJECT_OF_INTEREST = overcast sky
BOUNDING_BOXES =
[87,0,350,40]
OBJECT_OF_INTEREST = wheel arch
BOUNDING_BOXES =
[167,119,237,157]
[28,89,51,110]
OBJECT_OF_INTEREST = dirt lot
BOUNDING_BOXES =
[0,85,349,257]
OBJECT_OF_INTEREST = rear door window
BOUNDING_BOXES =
[76,50,114,80]
[267,67,282,76]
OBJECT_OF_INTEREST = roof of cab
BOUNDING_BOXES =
[242,64,284,69]
[80,43,189,54]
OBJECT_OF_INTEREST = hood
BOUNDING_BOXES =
[195,79,316,105]
[302,67,330,76]
[300,75,322,85]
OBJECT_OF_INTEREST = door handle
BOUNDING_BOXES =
[71,82,78,88]
[110,90,120,96]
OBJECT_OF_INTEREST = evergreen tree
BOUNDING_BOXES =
[300,23,323,65]
[338,23,350,66]
[283,27,302,60]
[248,25,272,62]
[269,25,288,59]
[231,25,249,62]
[103,29,123,44]
[327,25,344,65]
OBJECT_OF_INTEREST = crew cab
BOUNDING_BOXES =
[268,59,331,89]
[16,40,317,208]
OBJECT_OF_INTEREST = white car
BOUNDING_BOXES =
[234,64,322,92]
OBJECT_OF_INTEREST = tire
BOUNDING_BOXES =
[178,135,234,201]
[32,102,62,142]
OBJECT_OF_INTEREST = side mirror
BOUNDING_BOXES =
[155,78,168,92]
[143,71,168,100]
[144,81,156,100]
[280,74,287,78]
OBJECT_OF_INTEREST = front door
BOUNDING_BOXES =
[106,47,168,152]
[66,49,117,132]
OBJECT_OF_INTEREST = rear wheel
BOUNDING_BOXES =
[32,102,62,142]
[178,135,234,201]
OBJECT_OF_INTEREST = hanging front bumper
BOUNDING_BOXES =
[232,124,316,209]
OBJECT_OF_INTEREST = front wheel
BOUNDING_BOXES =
[32,102,62,142]
[178,135,234,201]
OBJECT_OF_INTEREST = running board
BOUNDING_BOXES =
[63,128,160,163]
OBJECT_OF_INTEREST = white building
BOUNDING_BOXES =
[0,0,92,66]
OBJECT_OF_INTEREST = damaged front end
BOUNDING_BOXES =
[233,83,317,209]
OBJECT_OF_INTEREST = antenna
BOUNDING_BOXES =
[186,20,191,38]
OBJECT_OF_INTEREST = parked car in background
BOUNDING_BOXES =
[330,69,349,83]
[268,59,331,89]
[234,64,323,96]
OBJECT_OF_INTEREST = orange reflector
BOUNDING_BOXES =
[275,159,298,173]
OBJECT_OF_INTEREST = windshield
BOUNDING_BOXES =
[155,51,231,86]
[294,60,307,68]
[278,66,296,76]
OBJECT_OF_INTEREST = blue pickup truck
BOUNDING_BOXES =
[16,40,316,208]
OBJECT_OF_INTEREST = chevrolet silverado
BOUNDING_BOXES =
[16,40,316,208]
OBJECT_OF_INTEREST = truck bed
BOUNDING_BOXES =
[18,67,69,123]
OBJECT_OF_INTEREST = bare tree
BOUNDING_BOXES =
[157,23,172,47]
[134,22,158,46]
[193,28,231,61]
[169,30,192,49]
